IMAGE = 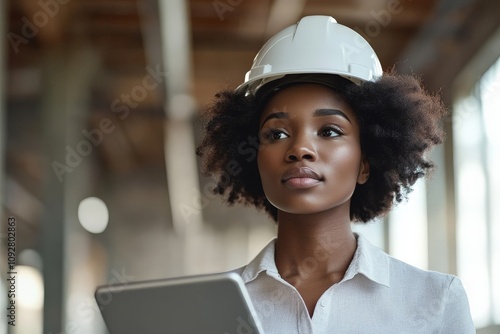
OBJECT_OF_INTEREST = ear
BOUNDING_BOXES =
[357,157,370,184]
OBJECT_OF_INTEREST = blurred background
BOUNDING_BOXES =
[0,0,499,333]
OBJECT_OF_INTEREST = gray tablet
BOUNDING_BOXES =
[95,272,263,334]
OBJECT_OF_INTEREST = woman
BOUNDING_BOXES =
[197,16,474,333]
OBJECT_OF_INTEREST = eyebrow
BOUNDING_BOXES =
[314,108,351,123]
[260,108,351,128]
[260,112,288,128]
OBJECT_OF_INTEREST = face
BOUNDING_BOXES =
[257,83,369,218]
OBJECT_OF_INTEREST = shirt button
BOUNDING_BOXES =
[320,299,326,307]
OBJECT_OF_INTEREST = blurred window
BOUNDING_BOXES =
[388,179,428,269]
[454,56,500,328]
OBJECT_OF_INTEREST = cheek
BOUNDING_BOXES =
[322,144,362,173]
[257,148,279,188]
[257,150,270,179]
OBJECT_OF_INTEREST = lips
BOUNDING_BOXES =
[281,167,323,188]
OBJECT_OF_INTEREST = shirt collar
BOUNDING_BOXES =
[344,233,390,287]
[241,238,279,283]
[240,233,390,287]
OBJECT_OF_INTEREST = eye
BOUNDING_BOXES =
[259,129,289,143]
[271,130,288,140]
[319,126,342,138]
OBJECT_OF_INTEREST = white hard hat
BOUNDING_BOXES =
[236,15,383,95]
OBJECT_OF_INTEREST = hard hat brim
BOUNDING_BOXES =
[254,73,355,108]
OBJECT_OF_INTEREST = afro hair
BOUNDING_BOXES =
[196,71,447,223]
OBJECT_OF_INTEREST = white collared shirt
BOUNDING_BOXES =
[233,233,475,334]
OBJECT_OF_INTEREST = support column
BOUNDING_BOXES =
[158,0,202,235]
[0,0,7,227]
[39,47,67,334]
[0,2,8,333]
[39,43,101,334]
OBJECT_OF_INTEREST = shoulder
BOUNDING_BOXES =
[373,252,473,332]
[387,255,455,289]
[386,256,475,332]
[386,255,470,304]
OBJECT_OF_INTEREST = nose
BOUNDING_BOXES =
[285,135,317,162]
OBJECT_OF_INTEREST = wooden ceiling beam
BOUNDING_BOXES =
[265,0,306,37]
[16,0,74,47]
[397,0,500,92]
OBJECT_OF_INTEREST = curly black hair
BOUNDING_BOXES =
[196,71,447,223]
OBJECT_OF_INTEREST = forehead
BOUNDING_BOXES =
[260,83,355,119]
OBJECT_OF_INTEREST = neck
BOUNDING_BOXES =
[275,210,356,281]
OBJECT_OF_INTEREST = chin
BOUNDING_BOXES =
[271,198,353,218]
